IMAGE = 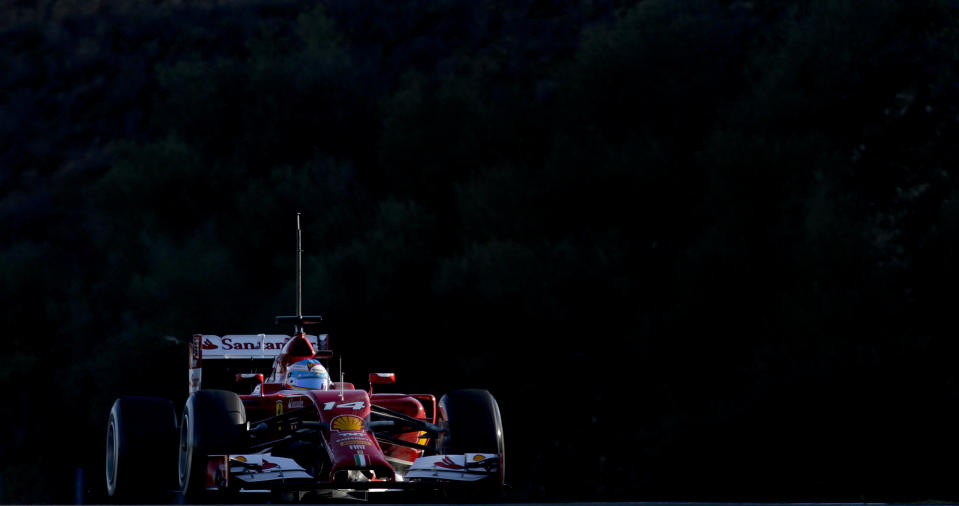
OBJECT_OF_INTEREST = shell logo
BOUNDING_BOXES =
[331,415,364,432]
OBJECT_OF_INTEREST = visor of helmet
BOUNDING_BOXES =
[288,369,330,390]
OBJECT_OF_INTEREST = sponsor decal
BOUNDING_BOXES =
[338,438,372,447]
[354,454,368,467]
[220,337,287,350]
[191,336,202,364]
[287,398,304,409]
[473,454,486,462]
[275,400,283,416]
[261,459,278,470]
[335,432,368,439]
[188,369,202,393]
[334,432,372,446]
[435,456,465,470]
[194,335,321,356]
[331,415,364,432]
[232,456,247,463]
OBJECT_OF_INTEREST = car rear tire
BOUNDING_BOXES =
[178,390,247,501]
[105,397,178,502]
[438,389,506,494]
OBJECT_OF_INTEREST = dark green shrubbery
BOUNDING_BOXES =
[3,0,959,502]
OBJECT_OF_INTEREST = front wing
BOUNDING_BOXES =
[204,452,501,493]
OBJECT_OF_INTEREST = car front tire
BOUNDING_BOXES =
[178,390,247,501]
[438,389,506,495]
[105,397,178,502]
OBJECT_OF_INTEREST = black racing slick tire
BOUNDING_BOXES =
[439,389,506,488]
[105,397,178,502]
[178,390,247,501]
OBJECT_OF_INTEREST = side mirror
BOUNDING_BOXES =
[236,373,265,396]
[368,372,395,394]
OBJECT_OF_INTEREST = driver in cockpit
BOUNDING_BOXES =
[284,358,332,390]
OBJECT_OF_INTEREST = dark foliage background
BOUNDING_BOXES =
[3,0,959,502]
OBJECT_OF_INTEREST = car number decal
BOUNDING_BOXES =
[321,401,366,410]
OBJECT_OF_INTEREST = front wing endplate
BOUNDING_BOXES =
[225,454,314,484]
[405,453,500,482]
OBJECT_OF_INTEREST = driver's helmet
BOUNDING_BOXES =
[284,358,331,390]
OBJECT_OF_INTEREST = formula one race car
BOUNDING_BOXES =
[104,219,504,502]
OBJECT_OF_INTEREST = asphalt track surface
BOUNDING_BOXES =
[354,503,951,506]
[331,503,938,506]
[101,501,940,506]
[129,502,945,506]
[57,502,933,506]
[277,503,929,506]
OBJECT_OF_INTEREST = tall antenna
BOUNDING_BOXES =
[275,213,322,336]
[296,212,303,326]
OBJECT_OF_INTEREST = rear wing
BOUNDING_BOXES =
[189,333,330,393]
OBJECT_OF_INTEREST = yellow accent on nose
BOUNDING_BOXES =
[331,415,364,431]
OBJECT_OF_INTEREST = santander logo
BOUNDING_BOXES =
[196,335,322,354]
[221,338,286,350]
